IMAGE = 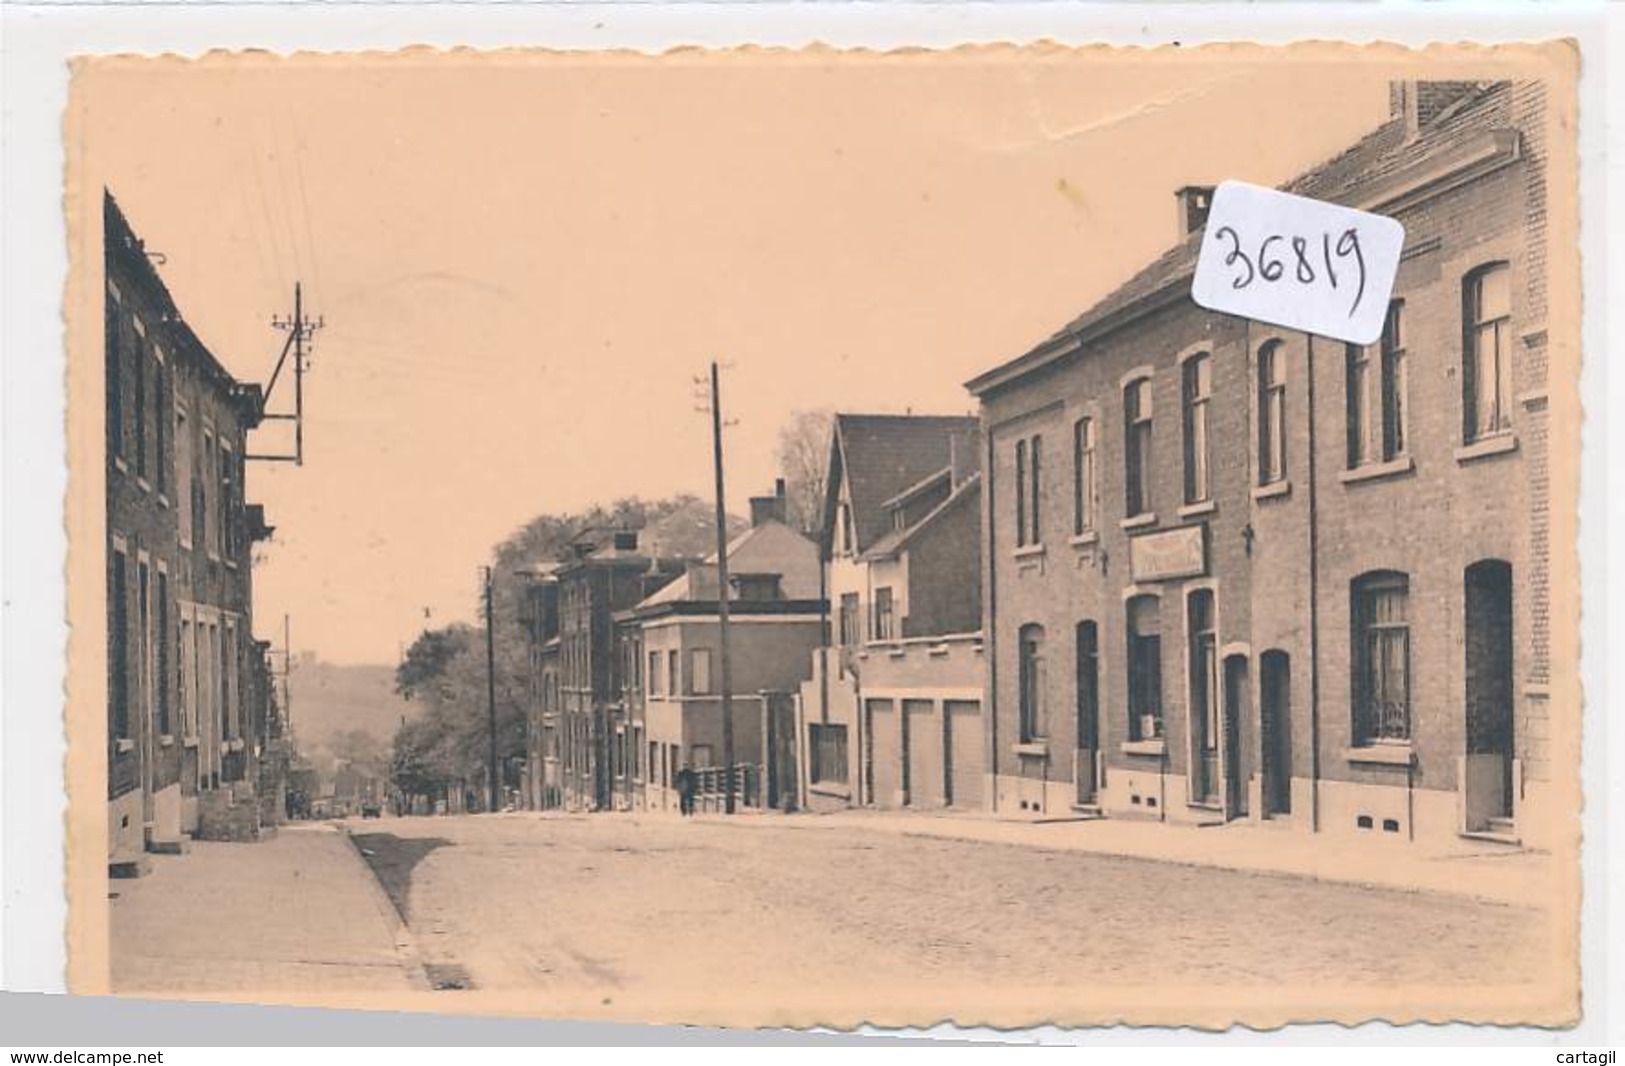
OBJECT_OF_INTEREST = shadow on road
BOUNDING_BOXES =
[350,833,452,922]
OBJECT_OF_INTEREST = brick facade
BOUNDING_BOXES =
[106,192,277,871]
[968,81,1558,848]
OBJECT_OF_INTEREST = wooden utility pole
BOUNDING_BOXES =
[483,566,500,813]
[708,361,737,814]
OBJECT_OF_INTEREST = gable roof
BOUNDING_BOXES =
[965,81,1515,398]
[636,519,820,608]
[821,413,980,556]
[860,472,981,562]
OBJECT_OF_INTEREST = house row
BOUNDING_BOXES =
[516,79,1558,851]
[105,191,285,877]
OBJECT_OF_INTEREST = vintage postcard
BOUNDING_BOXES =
[63,41,1582,1030]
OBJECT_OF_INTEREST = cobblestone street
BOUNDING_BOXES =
[347,811,1556,1019]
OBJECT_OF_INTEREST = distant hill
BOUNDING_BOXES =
[286,654,416,758]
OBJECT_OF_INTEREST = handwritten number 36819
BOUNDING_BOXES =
[1212,225,1368,318]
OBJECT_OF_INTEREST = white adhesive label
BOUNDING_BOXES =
[1191,180,1404,346]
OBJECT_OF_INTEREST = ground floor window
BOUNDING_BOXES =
[1352,571,1410,744]
[809,723,849,785]
[1127,595,1163,741]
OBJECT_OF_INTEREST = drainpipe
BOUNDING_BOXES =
[984,422,999,813]
[1307,334,1322,834]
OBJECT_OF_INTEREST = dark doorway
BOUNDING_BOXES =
[1222,654,1249,818]
[1259,651,1292,816]
[1075,621,1100,804]
[1464,560,1515,827]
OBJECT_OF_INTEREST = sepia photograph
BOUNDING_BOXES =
[62,40,1582,1030]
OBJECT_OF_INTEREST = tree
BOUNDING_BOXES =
[774,408,834,537]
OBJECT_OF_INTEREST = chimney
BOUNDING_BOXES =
[1175,185,1215,238]
[749,479,788,528]
[1390,80,1482,139]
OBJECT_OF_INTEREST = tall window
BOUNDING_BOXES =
[176,408,193,545]
[647,650,662,696]
[1182,354,1212,504]
[1124,378,1154,517]
[156,570,171,736]
[1014,438,1028,546]
[839,502,854,555]
[220,443,236,559]
[133,344,149,480]
[809,723,849,785]
[1464,263,1512,442]
[110,549,130,740]
[667,649,680,696]
[198,432,213,554]
[1188,590,1217,758]
[106,298,124,457]
[1075,620,1099,748]
[873,587,896,641]
[1018,624,1047,742]
[689,648,712,695]
[154,361,168,496]
[1127,595,1163,741]
[839,592,861,647]
[1346,341,1372,467]
[1257,341,1287,485]
[1380,301,1408,460]
[1072,417,1097,536]
[1028,434,1042,543]
[1352,572,1411,744]
[1014,434,1043,546]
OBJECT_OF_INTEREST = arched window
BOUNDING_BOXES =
[1351,571,1411,744]
[1463,263,1512,443]
[1126,595,1163,741]
[1182,353,1212,504]
[1257,341,1286,485]
[1018,624,1047,742]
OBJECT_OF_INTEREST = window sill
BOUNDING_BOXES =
[809,783,851,800]
[1013,741,1049,758]
[115,738,135,754]
[1068,531,1099,549]
[113,456,129,475]
[158,734,175,748]
[182,735,199,748]
[1339,456,1415,486]
[1120,739,1167,757]
[1455,434,1519,464]
[1177,500,1216,520]
[1253,480,1291,502]
[1012,544,1047,560]
[157,494,170,510]
[1120,513,1157,532]
[1344,744,1415,767]
[136,476,152,494]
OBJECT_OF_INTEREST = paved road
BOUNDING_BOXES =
[350,812,1554,1016]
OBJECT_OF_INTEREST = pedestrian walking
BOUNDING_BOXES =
[676,764,698,817]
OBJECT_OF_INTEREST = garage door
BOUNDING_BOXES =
[866,699,899,809]
[944,700,984,810]
[904,699,944,809]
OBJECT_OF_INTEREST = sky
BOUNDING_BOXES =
[74,48,1395,664]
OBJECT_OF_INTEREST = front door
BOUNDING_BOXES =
[1259,651,1292,817]
[1464,560,1515,830]
[1222,654,1249,818]
[1075,621,1100,804]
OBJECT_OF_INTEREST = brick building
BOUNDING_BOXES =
[966,81,1557,847]
[796,414,987,813]
[533,529,685,811]
[106,191,279,874]
[617,482,823,812]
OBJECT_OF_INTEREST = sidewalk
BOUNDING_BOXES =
[678,807,1554,908]
[111,822,426,995]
